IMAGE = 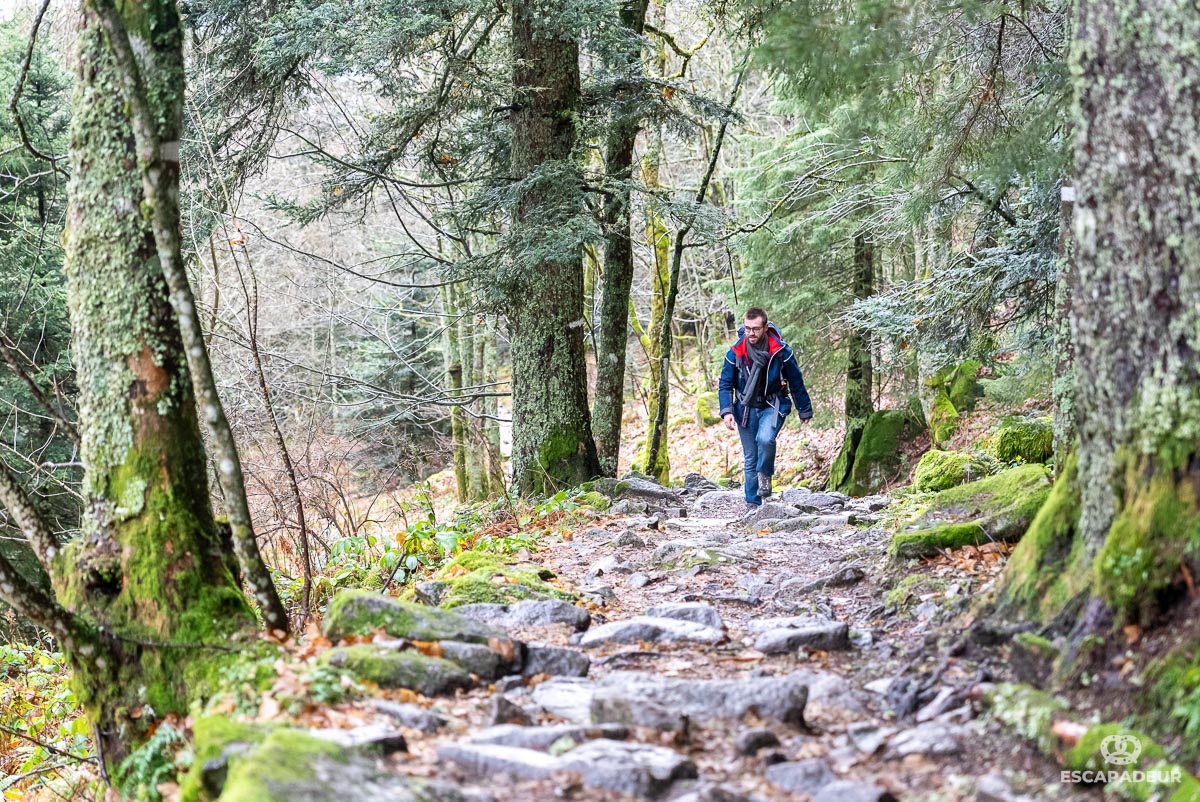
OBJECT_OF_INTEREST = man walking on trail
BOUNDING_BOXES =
[718,307,813,506]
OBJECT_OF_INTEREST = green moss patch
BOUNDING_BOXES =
[319,644,472,695]
[947,359,984,412]
[913,449,997,492]
[433,551,577,608]
[987,417,1054,464]
[892,464,1051,559]
[696,392,721,426]
[205,728,348,802]
[323,590,504,643]
[929,393,960,446]
[179,716,269,802]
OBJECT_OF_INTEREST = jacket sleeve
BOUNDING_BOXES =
[782,351,813,419]
[717,351,736,417]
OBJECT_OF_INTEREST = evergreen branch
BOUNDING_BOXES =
[7,0,68,177]
[90,0,292,636]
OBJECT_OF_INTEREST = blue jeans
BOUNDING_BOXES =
[737,405,784,505]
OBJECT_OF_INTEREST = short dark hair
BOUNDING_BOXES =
[744,307,767,324]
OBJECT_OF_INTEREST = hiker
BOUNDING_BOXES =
[717,307,813,506]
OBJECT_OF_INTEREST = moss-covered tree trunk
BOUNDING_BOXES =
[507,0,601,495]
[845,233,875,420]
[57,3,253,765]
[592,0,649,478]
[998,0,1200,629]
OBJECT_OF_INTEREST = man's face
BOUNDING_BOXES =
[744,317,767,345]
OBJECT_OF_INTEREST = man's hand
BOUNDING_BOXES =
[723,414,736,430]
[796,417,813,428]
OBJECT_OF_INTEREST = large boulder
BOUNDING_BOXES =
[830,408,926,496]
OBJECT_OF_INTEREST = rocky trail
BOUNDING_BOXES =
[198,477,1089,802]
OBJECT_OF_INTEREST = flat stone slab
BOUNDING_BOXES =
[747,614,836,634]
[754,622,851,653]
[578,616,726,648]
[781,491,844,511]
[471,723,629,750]
[695,490,748,511]
[643,602,724,630]
[765,759,835,795]
[813,780,898,802]
[558,739,698,798]
[590,671,809,728]
[439,738,696,799]
[305,724,407,755]
[883,722,967,759]
[523,644,591,677]
[531,678,595,723]
[438,743,559,780]
[370,700,449,732]
[453,600,591,631]
[743,502,802,523]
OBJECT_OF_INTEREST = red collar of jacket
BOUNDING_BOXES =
[732,331,785,360]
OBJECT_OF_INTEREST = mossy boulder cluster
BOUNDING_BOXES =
[924,359,984,447]
[891,464,1052,558]
[912,449,998,492]
[828,405,926,496]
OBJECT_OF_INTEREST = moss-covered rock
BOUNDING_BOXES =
[179,716,269,802]
[988,417,1054,464]
[892,464,1052,559]
[928,393,960,446]
[320,644,472,695]
[948,359,984,412]
[205,728,347,802]
[826,418,865,491]
[835,409,926,496]
[913,450,996,492]
[433,551,577,609]
[892,522,988,559]
[696,393,722,426]
[1010,632,1060,685]
[323,590,504,643]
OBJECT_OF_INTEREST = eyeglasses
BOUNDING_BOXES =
[745,325,765,333]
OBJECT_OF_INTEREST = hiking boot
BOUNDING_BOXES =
[757,473,773,500]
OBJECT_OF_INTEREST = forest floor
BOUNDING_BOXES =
[186,477,1104,802]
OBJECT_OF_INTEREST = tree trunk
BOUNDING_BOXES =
[466,317,489,499]
[57,5,253,766]
[507,0,601,494]
[443,284,468,501]
[998,0,1200,630]
[845,233,875,420]
[1052,182,1075,469]
[592,0,649,478]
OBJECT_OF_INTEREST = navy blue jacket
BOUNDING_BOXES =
[718,323,813,427]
